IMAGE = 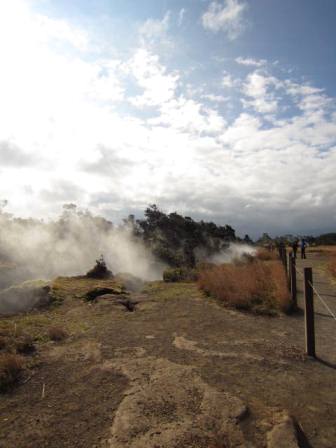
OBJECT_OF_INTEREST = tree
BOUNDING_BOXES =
[243,234,253,244]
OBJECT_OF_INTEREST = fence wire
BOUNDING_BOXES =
[293,263,336,322]
[294,265,304,278]
[308,280,336,322]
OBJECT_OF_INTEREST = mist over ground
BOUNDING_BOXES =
[209,244,256,264]
[0,205,166,289]
[0,203,256,293]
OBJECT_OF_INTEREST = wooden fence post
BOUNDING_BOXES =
[288,252,292,289]
[282,248,287,276]
[303,267,315,357]
[290,255,297,308]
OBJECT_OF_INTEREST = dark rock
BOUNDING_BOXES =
[95,294,138,312]
[85,287,125,301]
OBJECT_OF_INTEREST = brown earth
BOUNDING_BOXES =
[0,251,336,447]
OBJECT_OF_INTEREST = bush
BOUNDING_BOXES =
[255,248,278,261]
[86,255,113,279]
[48,326,68,342]
[163,267,198,282]
[0,330,36,355]
[0,353,25,392]
[196,262,216,272]
[0,336,8,351]
[15,334,36,354]
[198,260,290,314]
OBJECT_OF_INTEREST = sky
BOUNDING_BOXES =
[0,0,336,237]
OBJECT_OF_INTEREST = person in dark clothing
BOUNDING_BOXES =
[278,240,285,258]
[301,238,307,259]
[292,240,299,258]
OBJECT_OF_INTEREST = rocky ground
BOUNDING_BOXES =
[0,252,335,447]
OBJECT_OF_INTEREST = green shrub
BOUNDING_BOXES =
[86,255,113,279]
[163,267,198,283]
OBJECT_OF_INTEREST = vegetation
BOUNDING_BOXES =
[134,205,236,267]
[328,256,336,279]
[198,259,290,315]
[0,353,25,392]
[14,334,36,354]
[52,276,124,301]
[0,328,35,355]
[256,232,336,248]
[255,247,278,261]
[0,203,237,287]
[86,255,113,279]
[48,326,68,342]
[163,267,198,283]
[314,233,336,246]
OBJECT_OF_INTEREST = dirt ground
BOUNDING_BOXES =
[0,252,336,448]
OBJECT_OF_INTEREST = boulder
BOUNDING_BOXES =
[267,412,299,448]
[92,294,137,312]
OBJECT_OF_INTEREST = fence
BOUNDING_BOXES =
[280,249,336,358]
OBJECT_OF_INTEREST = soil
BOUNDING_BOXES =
[0,251,335,447]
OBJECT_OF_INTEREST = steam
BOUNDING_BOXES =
[0,206,258,315]
[0,207,166,290]
[209,243,256,264]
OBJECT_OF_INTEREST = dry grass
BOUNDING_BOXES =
[48,326,68,342]
[308,245,336,254]
[0,336,7,351]
[0,353,25,392]
[328,256,336,278]
[15,334,36,354]
[0,329,36,355]
[198,260,290,315]
[52,276,124,301]
[163,267,198,282]
[255,247,278,261]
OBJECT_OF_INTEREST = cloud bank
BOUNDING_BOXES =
[0,0,335,238]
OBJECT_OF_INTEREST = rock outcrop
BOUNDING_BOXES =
[267,412,300,448]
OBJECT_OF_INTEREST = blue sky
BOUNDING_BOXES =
[0,0,335,237]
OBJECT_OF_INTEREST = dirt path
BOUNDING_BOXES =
[0,259,336,447]
[295,252,336,366]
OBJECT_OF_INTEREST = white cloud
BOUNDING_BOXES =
[235,57,267,67]
[242,71,279,114]
[202,0,247,39]
[139,12,172,50]
[149,97,227,135]
[222,72,240,88]
[201,94,228,103]
[1,1,336,236]
[126,49,179,107]
[178,8,186,26]
[0,0,89,53]
[282,80,331,115]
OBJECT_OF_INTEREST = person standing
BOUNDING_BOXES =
[292,240,299,258]
[301,238,307,259]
